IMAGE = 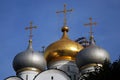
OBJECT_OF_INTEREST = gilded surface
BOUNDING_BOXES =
[44,26,83,63]
[17,67,41,73]
[80,63,103,70]
[44,37,83,63]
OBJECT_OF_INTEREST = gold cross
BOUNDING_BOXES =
[84,17,97,36]
[25,21,37,39]
[56,4,73,26]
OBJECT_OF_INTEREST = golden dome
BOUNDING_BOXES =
[44,26,83,63]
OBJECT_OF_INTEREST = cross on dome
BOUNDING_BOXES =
[84,17,97,36]
[25,21,37,40]
[56,4,73,26]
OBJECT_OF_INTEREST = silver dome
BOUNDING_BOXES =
[76,44,110,68]
[13,40,46,72]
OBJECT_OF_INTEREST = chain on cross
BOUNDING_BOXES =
[25,21,37,40]
[56,4,73,26]
[84,17,97,36]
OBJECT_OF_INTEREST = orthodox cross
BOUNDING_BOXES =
[25,21,37,40]
[56,4,73,26]
[84,17,97,36]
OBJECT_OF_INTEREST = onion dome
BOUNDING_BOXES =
[76,35,110,69]
[44,26,84,64]
[13,40,46,73]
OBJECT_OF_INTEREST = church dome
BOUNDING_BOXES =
[13,40,46,73]
[44,26,83,64]
[76,37,110,69]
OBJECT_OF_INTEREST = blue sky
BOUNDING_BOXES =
[1,0,120,79]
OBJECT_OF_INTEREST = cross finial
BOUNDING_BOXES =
[56,4,73,26]
[25,21,37,40]
[84,17,97,36]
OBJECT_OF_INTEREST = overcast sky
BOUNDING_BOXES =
[1,0,120,79]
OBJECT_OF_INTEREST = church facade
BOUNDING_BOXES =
[5,4,110,80]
